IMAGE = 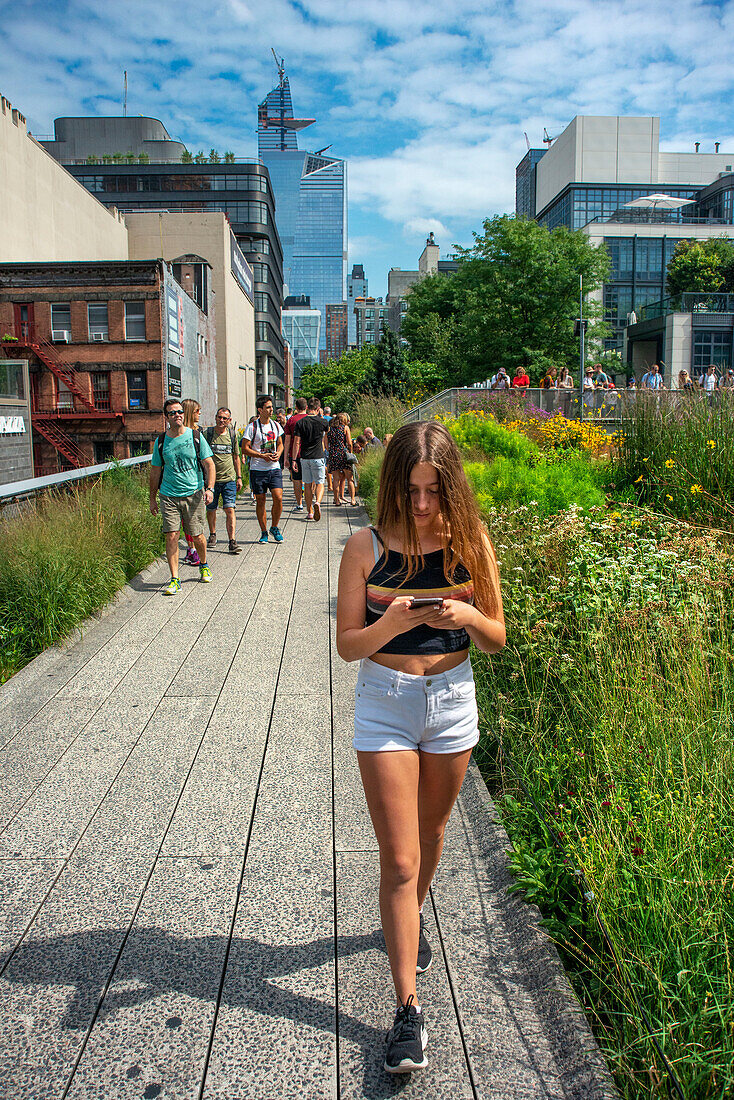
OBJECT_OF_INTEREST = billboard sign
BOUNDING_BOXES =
[230,234,254,303]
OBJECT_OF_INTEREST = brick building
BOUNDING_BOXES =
[0,260,215,475]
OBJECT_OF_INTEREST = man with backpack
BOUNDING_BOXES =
[241,394,285,543]
[204,407,243,554]
[149,397,216,595]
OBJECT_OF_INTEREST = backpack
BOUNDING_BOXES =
[156,428,205,475]
[204,425,238,454]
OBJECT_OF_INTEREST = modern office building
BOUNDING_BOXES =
[281,296,320,388]
[516,116,734,352]
[386,234,459,337]
[257,66,347,353]
[46,117,284,395]
[0,260,215,476]
[354,297,387,349]
[347,264,367,347]
[325,302,348,361]
[625,293,734,382]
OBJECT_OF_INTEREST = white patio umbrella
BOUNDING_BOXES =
[624,194,696,213]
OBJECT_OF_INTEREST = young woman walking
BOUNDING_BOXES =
[336,421,505,1074]
[327,412,354,505]
[181,398,202,565]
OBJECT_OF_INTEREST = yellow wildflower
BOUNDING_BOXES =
[690,484,703,494]
[665,458,675,468]
[666,495,673,502]
[707,439,716,448]
[634,475,644,483]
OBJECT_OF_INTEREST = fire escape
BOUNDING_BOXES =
[8,322,124,475]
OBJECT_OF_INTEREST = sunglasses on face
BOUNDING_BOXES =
[167,409,184,416]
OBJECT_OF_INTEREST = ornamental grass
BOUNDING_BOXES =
[0,465,164,682]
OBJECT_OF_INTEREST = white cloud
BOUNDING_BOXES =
[402,217,451,240]
[2,0,734,245]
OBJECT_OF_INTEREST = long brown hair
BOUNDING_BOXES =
[375,421,500,617]
[182,398,201,429]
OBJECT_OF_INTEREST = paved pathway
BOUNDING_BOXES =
[0,489,616,1099]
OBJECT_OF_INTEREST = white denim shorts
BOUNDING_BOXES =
[353,656,479,754]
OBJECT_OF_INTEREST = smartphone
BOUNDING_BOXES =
[409,597,444,609]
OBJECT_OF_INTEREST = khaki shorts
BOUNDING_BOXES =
[159,491,206,536]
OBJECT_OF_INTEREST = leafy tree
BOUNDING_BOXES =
[224,151,235,163]
[363,329,411,396]
[137,153,149,164]
[194,151,207,164]
[181,150,194,163]
[124,151,136,164]
[209,149,221,163]
[112,152,124,164]
[297,345,377,409]
[402,214,610,385]
[665,238,734,295]
[102,154,113,165]
[85,154,100,165]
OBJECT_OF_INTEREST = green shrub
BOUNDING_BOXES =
[446,411,540,462]
[351,393,407,441]
[0,466,164,682]
[465,452,606,518]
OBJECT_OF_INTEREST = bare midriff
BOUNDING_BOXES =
[367,649,470,676]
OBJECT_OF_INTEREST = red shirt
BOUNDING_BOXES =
[511,374,529,387]
[284,412,306,438]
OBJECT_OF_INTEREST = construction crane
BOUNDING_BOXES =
[543,127,556,146]
[271,47,285,86]
[523,131,530,151]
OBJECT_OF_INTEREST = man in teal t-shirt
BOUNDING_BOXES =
[150,398,216,595]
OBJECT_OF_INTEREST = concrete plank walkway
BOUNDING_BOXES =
[0,489,616,1100]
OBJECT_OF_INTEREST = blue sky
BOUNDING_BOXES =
[2,0,734,296]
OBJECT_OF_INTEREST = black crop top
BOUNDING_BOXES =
[365,528,474,655]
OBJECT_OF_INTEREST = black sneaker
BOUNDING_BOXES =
[417,913,432,973]
[384,995,427,1074]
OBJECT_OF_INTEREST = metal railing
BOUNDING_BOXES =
[404,387,629,425]
[587,211,726,226]
[0,454,152,505]
[403,386,732,428]
[639,293,734,321]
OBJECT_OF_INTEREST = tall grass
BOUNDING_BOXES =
[474,505,734,1098]
[613,391,734,527]
[351,392,407,441]
[0,465,164,682]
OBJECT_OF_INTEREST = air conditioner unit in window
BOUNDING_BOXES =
[90,332,107,342]
[52,330,71,343]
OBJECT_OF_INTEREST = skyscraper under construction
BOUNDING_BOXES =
[258,58,347,355]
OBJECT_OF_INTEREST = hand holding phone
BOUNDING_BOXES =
[409,597,444,609]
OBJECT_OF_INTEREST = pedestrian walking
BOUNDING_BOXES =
[241,395,285,543]
[336,420,505,1074]
[327,412,354,505]
[181,398,203,565]
[204,407,243,554]
[291,397,329,521]
[149,398,215,594]
[284,398,308,511]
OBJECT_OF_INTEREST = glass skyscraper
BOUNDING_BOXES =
[258,71,347,353]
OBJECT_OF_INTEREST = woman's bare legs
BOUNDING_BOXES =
[346,469,357,504]
[416,748,473,906]
[357,746,473,1004]
[333,470,345,504]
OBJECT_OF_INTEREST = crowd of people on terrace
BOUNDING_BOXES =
[489,361,734,394]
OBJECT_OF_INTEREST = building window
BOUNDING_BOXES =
[0,361,24,400]
[56,378,73,410]
[127,371,148,409]
[693,331,732,375]
[94,441,114,464]
[88,303,109,341]
[125,301,146,341]
[92,372,111,411]
[51,303,71,340]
